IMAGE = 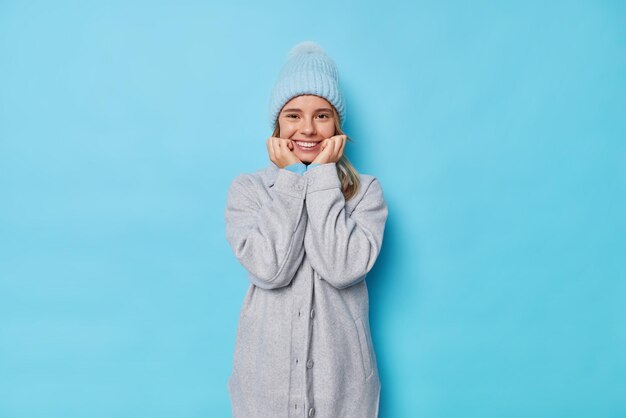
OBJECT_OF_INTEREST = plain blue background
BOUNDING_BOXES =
[1,1,625,417]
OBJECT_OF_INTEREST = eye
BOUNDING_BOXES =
[286,114,299,119]
[317,113,331,119]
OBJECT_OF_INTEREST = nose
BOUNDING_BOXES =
[301,117,316,136]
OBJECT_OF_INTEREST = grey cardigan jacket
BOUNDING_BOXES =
[225,161,388,418]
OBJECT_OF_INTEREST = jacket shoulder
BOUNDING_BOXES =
[228,169,265,189]
[358,172,376,185]
[226,171,268,212]
[356,172,385,194]
[343,172,385,214]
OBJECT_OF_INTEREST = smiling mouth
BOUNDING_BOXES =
[293,140,320,150]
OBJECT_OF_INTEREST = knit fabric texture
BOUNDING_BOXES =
[225,161,388,417]
[268,41,345,129]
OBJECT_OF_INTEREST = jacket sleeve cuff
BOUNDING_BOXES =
[303,162,341,193]
[273,168,308,199]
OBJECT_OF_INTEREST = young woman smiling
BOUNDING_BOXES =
[225,41,388,418]
[270,92,360,201]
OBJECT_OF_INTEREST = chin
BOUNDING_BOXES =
[297,156,315,163]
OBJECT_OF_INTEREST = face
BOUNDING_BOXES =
[277,95,337,163]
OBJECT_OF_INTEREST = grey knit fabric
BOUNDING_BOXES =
[224,162,388,417]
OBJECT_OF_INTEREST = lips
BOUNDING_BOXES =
[293,140,321,151]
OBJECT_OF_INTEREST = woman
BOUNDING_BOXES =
[224,41,388,418]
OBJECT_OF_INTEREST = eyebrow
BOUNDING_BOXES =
[281,108,333,113]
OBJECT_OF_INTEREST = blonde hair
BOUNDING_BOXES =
[273,105,360,201]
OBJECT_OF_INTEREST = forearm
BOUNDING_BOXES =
[225,169,308,289]
[302,163,388,289]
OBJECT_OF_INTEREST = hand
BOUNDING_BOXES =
[266,136,301,168]
[311,135,347,165]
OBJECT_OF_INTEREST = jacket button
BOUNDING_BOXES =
[308,407,315,417]
[310,308,315,319]
[294,183,303,190]
[306,359,314,369]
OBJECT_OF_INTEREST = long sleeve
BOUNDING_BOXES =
[302,163,388,289]
[225,169,308,289]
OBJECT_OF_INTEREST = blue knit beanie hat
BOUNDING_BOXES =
[269,41,345,129]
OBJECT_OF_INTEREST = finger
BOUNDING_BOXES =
[269,137,279,160]
[323,138,333,154]
[279,139,293,160]
[327,136,340,157]
[315,138,335,164]
[325,139,332,151]
[267,137,276,160]
[279,138,292,152]
[324,138,336,159]
[330,137,339,159]
[338,134,346,151]
[338,135,346,157]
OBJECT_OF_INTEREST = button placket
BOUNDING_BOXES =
[292,177,307,195]
[296,255,316,418]
[288,268,311,416]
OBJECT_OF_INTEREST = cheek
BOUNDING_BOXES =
[321,125,336,138]
[278,124,296,138]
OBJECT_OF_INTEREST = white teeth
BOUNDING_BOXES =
[295,141,317,148]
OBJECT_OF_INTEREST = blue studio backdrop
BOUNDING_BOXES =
[1,1,625,417]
